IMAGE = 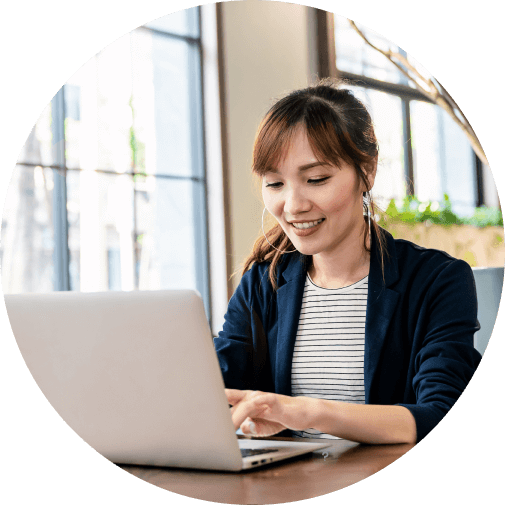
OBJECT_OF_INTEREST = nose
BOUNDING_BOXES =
[284,186,311,217]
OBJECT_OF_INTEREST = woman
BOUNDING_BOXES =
[213,81,481,444]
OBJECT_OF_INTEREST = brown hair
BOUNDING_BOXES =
[242,79,388,289]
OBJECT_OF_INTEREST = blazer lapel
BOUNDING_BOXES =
[271,229,400,402]
[275,254,307,396]
[364,230,400,403]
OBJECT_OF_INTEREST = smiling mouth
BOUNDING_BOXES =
[290,218,325,230]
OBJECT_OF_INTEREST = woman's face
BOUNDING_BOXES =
[262,127,373,259]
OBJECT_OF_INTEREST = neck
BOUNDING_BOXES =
[309,221,371,289]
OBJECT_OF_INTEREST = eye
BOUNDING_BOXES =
[265,181,283,189]
[308,177,330,185]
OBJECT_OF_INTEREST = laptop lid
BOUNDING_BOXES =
[4,290,246,469]
[5,290,244,471]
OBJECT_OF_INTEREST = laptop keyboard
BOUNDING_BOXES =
[240,448,279,458]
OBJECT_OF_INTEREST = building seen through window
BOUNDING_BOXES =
[1,7,210,318]
[333,15,497,216]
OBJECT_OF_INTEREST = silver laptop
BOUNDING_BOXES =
[4,290,330,471]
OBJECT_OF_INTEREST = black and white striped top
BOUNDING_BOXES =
[291,274,368,439]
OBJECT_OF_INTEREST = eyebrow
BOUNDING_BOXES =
[267,162,329,174]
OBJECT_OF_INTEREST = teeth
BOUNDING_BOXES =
[291,219,323,229]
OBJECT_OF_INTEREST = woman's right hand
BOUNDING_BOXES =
[226,389,317,437]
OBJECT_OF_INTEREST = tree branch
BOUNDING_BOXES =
[348,21,488,166]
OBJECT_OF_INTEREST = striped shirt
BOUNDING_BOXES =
[291,274,368,439]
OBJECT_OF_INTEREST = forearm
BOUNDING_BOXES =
[307,398,417,444]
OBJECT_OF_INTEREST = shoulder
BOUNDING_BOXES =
[237,260,272,297]
[233,252,307,306]
[388,234,475,296]
[393,236,471,272]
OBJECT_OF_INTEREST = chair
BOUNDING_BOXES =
[471,267,504,355]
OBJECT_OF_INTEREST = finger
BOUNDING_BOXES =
[225,389,248,406]
[241,416,285,438]
[231,396,272,429]
[240,417,257,436]
[240,406,270,435]
[230,402,272,420]
[228,390,262,417]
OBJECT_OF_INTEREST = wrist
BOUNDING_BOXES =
[302,396,330,431]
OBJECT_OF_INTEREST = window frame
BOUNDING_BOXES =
[315,10,484,206]
[7,6,216,323]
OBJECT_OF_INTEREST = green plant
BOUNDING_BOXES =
[463,206,504,228]
[379,194,503,229]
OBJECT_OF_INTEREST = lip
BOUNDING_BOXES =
[288,219,324,224]
[288,218,325,237]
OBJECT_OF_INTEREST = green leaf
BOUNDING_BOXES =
[383,194,502,228]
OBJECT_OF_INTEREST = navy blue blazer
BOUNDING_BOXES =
[213,229,482,442]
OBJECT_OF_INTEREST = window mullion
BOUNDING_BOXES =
[51,87,70,291]
[402,98,414,196]
[475,154,484,207]
[191,7,211,322]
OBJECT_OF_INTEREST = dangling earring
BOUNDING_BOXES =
[363,191,372,234]
[262,207,296,254]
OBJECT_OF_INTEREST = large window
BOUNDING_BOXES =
[324,14,497,216]
[1,7,211,316]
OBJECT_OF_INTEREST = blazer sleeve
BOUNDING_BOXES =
[397,259,482,442]
[213,265,274,392]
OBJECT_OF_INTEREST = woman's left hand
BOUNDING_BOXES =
[225,389,317,437]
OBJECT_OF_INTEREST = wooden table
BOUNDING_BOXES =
[118,436,413,503]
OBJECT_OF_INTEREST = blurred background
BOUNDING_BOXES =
[1,1,503,335]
